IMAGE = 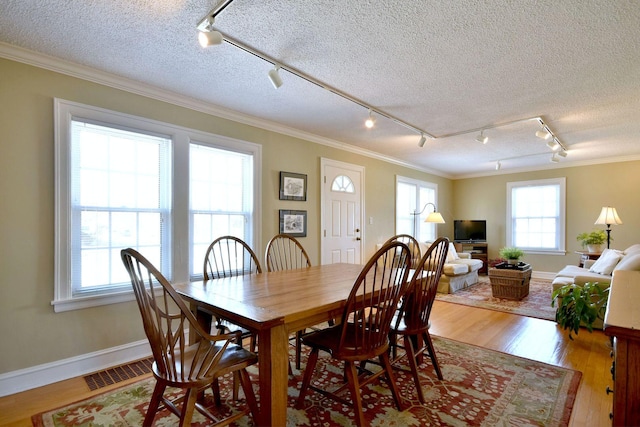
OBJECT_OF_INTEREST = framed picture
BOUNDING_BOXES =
[279,171,307,201]
[279,210,307,237]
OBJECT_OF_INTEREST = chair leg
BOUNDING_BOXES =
[379,351,406,411]
[423,331,443,380]
[211,378,222,406]
[295,347,320,409]
[295,330,304,369]
[238,368,260,422]
[344,360,366,427]
[404,334,425,404]
[178,387,198,426]
[143,380,166,427]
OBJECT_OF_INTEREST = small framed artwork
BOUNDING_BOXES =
[279,171,307,201]
[279,210,307,237]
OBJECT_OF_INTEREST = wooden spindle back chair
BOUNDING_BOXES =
[121,248,258,426]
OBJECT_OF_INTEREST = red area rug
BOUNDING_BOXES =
[436,276,557,321]
[33,336,580,426]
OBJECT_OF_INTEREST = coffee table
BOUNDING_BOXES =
[489,264,532,300]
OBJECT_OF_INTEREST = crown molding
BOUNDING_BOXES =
[0,42,446,178]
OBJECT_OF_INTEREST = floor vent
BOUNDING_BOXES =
[83,357,153,391]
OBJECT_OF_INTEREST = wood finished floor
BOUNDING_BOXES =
[0,300,613,426]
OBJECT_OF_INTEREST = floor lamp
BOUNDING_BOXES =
[594,206,623,249]
[410,202,445,239]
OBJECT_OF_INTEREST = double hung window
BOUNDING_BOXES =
[54,99,260,312]
[506,178,566,254]
[395,176,438,242]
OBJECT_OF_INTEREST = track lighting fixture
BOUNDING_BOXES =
[418,134,426,147]
[550,153,559,163]
[365,110,376,129]
[536,129,552,140]
[476,130,488,144]
[495,161,501,171]
[197,17,223,47]
[558,150,567,158]
[268,65,283,89]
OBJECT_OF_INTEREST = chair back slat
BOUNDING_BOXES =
[121,248,231,384]
[265,234,311,272]
[384,234,422,268]
[203,236,262,279]
[397,237,449,332]
[337,241,411,359]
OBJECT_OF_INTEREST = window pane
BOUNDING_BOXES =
[71,120,171,294]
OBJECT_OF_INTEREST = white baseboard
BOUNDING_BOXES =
[532,270,556,280]
[0,339,152,397]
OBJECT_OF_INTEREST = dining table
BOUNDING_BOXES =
[174,262,366,427]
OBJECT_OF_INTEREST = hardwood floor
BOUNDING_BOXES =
[0,300,613,426]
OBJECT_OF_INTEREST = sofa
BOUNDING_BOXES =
[421,241,484,293]
[552,244,640,292]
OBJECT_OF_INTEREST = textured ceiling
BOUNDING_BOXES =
[2,0,640,178]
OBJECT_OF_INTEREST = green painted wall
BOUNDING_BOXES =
[0,58,450,373]
[1,56,638,376]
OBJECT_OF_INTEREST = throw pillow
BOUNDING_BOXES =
[589,249,623,275]
[614,253,640,271]
[446,243,459,262]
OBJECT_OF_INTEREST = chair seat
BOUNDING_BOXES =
[302,322,390,362]
[156,342,257,389]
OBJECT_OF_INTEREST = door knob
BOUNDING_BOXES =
[356,237,361,241]
[355,228,360,233]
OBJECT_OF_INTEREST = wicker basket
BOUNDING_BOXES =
[489,267,532,300]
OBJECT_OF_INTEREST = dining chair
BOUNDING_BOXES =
[202,236,262,352]
[384,234,422,268]
[265,233,312,272]
[121,248,259,427]
[265,233,313,369]
[389,237,449,404]
[295,241,412,427]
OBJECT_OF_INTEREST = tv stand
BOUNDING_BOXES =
[454,242,488,274]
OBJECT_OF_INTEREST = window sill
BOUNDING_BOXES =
[52,290,136,312]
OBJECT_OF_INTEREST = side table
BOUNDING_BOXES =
[488,264,532,300]
[575,251,601,268]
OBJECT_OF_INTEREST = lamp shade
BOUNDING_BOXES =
[594,206,623,226]
[425,212,445,224]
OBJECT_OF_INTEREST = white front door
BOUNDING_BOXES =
[321,158,364,264]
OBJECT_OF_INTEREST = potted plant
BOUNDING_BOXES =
[551,282,609,340]
[576,229,608,253]
[498,247,524,265]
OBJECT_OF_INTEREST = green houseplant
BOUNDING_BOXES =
[576,230,608,252]
[551,282,609,340]
[498,247,524,265]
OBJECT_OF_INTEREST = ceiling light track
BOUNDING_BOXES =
[197,4,435,143]
[198,3,566,156]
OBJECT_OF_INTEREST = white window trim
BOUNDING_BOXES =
[506,177,566,255]
[53,99,261,312]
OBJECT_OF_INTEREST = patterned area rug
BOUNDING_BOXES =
[33,336,580,426]
[436,276,557,321]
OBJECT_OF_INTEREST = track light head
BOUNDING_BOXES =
[546,139,561,151]
[418,134,426,147]
[365,110,376,128]
[476,130,488,144]
[495,161,501,171]
[268,66,283,89]
[536,129,552,140]
[550,153,559,163]
[197,16,223,47]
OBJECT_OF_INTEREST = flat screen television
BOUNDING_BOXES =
[454,220,487,242]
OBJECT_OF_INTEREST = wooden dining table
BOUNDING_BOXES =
[174,262,365,427]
